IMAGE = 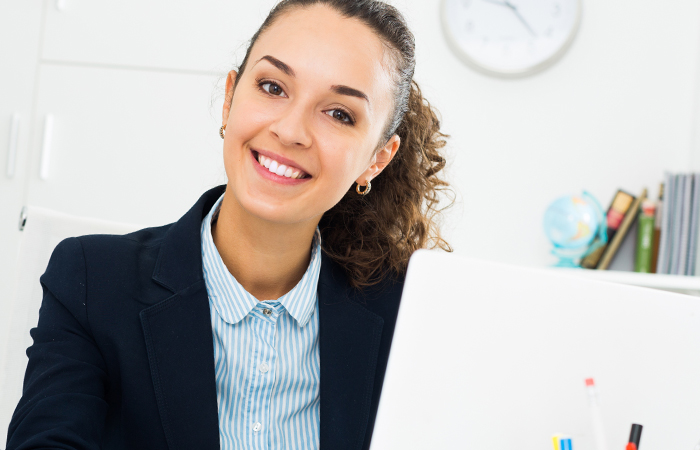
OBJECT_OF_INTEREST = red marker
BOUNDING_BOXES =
[626,424,642,450]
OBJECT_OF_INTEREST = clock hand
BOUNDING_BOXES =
[504,1,537,37]
[481,0,538,37]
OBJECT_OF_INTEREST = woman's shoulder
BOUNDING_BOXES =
[77,222,173,251]
[46,223,171,273]
[43,223,177,303]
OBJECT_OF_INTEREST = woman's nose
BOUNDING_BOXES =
[268,102,313,148]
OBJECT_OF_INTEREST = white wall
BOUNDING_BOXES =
[393,0,700,267]
[5,0,700,270]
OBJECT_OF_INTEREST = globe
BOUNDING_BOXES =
[543,192,606,267]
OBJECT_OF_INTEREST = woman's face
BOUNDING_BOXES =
[221,4,400,226]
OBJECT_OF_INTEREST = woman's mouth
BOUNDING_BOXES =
[253,151,310,179]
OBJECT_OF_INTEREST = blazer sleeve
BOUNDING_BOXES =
[6,237,109,450]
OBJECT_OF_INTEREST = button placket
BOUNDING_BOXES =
[250,303,279,442]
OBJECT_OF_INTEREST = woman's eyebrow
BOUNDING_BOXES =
[254,55,296,77]
[331,85,369,104]
[254,55,369,104]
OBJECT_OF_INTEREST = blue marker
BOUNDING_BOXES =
[560,437,573,450]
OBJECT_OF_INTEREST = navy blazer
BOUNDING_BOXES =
[7,185,404,450]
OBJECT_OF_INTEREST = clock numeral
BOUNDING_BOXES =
[461,0,472,8]
[545,27,553,37]
[465,20,474,33]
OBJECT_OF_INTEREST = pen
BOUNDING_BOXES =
[626,423,642,450]
[584,378,608,450]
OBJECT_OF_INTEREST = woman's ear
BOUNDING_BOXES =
[355,134,401,185]
[222,69,239,126]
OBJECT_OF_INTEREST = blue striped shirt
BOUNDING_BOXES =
[200,193,322,450]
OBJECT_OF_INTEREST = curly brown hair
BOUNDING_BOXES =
[234,0,453,288]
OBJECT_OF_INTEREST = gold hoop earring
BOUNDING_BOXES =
[356,180,371,196]
[219,124,226,139]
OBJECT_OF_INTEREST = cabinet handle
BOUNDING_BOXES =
[40,114,54,180]
[6,113,20,178]
[18,206,27,231]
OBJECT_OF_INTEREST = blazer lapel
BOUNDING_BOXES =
[318,253,385,450]
[140,185,225,450]
[140,284,220,450]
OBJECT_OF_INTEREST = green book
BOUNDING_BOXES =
[635,200,656,273]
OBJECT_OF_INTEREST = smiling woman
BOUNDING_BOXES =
[6,1,451,450]
[218,0,452,293]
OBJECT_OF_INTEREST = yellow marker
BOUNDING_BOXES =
[552,434,562,450]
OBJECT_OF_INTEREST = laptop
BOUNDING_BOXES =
[371,250,700,450]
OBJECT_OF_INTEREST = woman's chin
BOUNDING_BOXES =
[235,193,320,227]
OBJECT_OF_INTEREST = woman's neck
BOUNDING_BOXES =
[211,191,319,302]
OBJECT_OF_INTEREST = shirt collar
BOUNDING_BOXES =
[200,192,322,327]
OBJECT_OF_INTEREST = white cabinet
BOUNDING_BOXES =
[0,0,45,304]
[2,0,275,307]
[27,64,227,226]
[42,0,278,72]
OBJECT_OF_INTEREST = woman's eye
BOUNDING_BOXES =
[260,82,286,97]
[326,109,354,124]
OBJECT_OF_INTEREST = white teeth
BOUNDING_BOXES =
[257,154,270,168]
[275,164,288,176]
[257,152,306,179]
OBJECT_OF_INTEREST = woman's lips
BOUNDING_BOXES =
[253,148,310,177]
[250,150,311,185]
[256,152,308,179]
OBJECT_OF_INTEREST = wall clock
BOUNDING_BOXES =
[440,0,582,77]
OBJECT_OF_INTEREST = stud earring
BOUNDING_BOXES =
[356,180,372,196]
[219,124,226,139]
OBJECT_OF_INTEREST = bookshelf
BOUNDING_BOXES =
[550,268,700,297]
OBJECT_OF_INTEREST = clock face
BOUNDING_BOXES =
[441,0,581,76]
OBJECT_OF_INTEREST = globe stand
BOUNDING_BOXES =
[551,247,586,268]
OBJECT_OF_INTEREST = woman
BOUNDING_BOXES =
[7,0,450,449]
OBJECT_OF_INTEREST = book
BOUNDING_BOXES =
[657,172,675,274]
[598,188,647,270]
[635,200,656,273]
[670,175,688,275]
[607,218,638,272]
[581,190,636,269]
[650,183,663,274]
[675,175,693,275]
[689,173,700,276]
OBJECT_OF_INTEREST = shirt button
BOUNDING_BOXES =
[262,308,272,316]
[259,363,269,373]
[253,422,262,433]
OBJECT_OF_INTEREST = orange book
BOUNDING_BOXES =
[581,190,636,269]
[598,189,647,270]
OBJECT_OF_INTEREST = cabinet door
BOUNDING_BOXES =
[0,0,44,329]
[42,0,278,72]
[27,64,227,227]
